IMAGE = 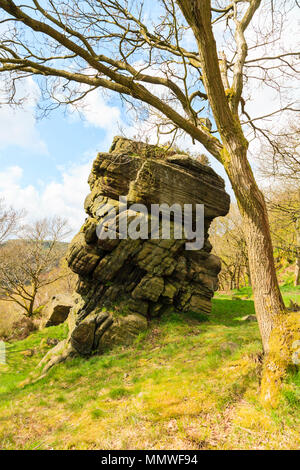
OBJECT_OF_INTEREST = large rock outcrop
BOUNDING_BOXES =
[41,137,230,368]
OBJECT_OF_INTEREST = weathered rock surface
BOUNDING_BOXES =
[42,294,74,328]
[54,137,230,359]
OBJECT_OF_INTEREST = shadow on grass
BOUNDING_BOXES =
[210,298,255,327]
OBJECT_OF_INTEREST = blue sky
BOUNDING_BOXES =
[1,111,94,185]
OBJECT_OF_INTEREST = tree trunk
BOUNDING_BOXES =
[247,262,252,287]
[163,0,287,354]
[219,119,300,408]
[295,258,300,287]
[230,270,235,291]
[27,298,35,317]
[223,139,286,353]
[236,265,241,291]
[27,289,37,317]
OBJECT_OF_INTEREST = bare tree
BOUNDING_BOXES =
[0,198,24,244]
[0,217,70,316]
[258,122,300,286]
[210,205,250,291]
[266,188,300,286]
[0,0,299,403]
[259,123,300,185]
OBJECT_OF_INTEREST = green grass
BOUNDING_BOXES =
[0,294,299,450]
[216,284,300,306]
[279,283,300,306]
[0,323,68,395]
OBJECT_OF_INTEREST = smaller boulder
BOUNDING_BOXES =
[42,294,74,328]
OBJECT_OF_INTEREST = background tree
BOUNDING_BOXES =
[211,193,300,291]
[266,189,300,287]
[0,217,70,316]
[0,0,299,402]
[258,122,300,287]
[211,121,300,291]
[259,123,300,186]
[210,205,250,291]
[0,198,24,244]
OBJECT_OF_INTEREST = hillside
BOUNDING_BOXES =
[0,293,299,450]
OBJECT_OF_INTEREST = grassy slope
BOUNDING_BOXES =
[0,293,299,450]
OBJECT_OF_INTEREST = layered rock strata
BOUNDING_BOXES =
[49,137,230,362]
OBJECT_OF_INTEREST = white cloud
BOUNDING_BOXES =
[0,162,91,238]
[0,77,47,154]
[80,90,121,130]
